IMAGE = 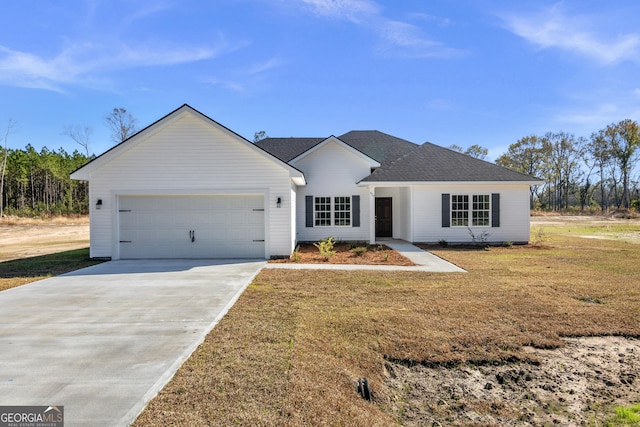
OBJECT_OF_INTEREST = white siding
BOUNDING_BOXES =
[411,183,531,243]
[87,113,294,259]
[293,140,371,242]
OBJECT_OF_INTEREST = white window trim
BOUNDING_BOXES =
[451,194,491,227]
[314,195,351,227]
[314,196,332,227]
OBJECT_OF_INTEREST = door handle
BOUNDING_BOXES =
[189,230,195,242]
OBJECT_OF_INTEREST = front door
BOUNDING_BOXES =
[375,197,392,238]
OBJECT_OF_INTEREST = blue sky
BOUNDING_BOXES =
[1,0,639,160]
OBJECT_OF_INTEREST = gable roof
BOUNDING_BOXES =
[360,141,543,183]
[254,137,324,162]
[257,130,541,183]
[288,136,380,167]
[71,104,306,185]
[256,130,418,167]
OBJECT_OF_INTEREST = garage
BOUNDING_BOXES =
[117,195,265,259]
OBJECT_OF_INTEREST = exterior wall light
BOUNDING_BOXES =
[96,199,103,210]
[276,197,282,208]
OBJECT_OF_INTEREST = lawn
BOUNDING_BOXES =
[133,221,640,426]
[0,248,102,292]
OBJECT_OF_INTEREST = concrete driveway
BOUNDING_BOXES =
[0,259,265,427]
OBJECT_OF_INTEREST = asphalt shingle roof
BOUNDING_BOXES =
[361,141,541,182]
[338,130,418,165]
[255,131,541,183]
[254,137,324,163]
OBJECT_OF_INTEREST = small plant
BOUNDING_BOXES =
[467,227,490,246]
[501,241,513,248]
[438,239,448,247]
[531,227,547,246]
[314,236,336,261]
[291,245,300,263]
[382,251,389,262]
[352,246,367,257]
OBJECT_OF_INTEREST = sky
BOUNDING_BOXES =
[1,0,639,161]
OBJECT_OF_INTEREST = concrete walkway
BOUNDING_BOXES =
[265,239,465,272]
[0,259,265,427]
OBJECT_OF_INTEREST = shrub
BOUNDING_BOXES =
[438,239,448,248]
[314,236,336,261]
[352,247,367,257]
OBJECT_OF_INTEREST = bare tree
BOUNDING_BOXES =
[105,108,138,143]
[0,119,17,217]
[253,130,268,143]
[63,125,92,157]
[448,144,489,159]
[587,129,614,211]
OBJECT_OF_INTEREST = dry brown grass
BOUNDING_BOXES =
[135,224,640,426]
[0,215,89,226]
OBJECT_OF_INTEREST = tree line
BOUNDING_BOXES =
[496,119,640,212]
[0,145,90,216]
[0,108,138,217]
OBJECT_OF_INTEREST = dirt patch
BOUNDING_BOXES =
[384,336,640,426]
[0,216,89,262]
[269,242,415,265]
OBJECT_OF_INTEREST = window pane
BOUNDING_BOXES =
[451,195,469,226]
[472,194,490,226]
[315,197,331,226]
[334,196,351,226]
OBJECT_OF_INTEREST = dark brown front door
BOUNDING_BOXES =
[375,197,392,238]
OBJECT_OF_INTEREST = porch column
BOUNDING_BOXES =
[369,186,376,244]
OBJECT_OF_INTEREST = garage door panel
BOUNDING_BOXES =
[118,195,265,259]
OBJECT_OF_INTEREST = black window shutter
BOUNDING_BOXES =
[442,194,450,228]
[352,195,360,227]
[305,195,314,227]
[491,193,500,227]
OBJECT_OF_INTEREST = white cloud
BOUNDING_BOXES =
[500,4,640,65]
[377,20,464,58]
[247,57,284,75]
[553,102,640,137]
[301,0,379,23]
[0,40,232,92]
[281,0,461,58]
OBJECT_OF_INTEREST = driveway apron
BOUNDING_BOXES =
[0,259,265,427]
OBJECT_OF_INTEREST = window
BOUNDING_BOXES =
[451,195,469,226]
[451,194,490,227]
[472,195,490,226]
[314,196,351,226]
[334,196,351,226]
[314,197,331,226]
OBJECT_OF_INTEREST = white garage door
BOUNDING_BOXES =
[118,195,265,259]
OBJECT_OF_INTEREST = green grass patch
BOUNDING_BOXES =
[599,404,640,426]
[0,248,103,291]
